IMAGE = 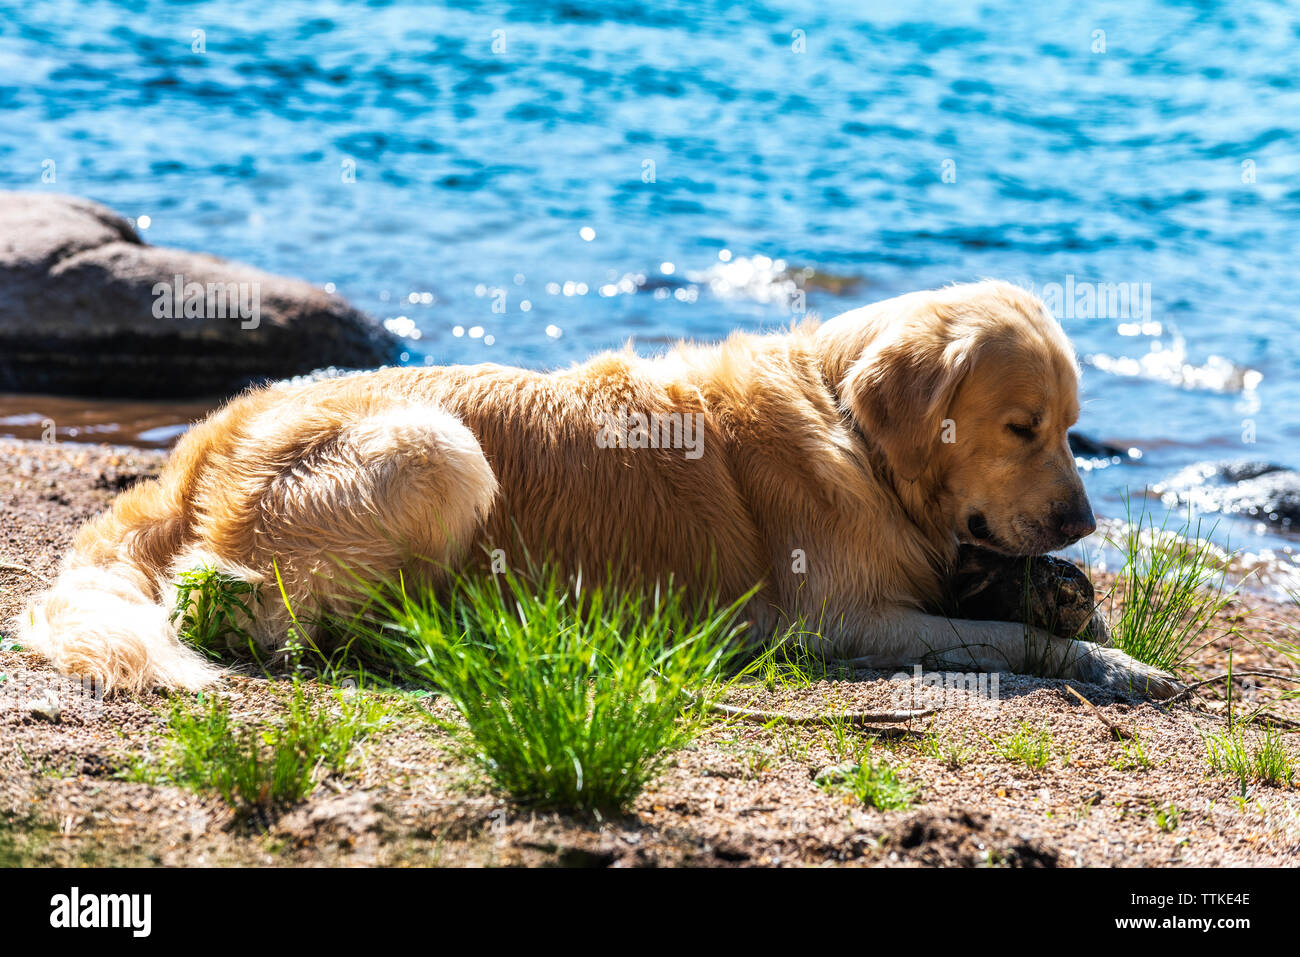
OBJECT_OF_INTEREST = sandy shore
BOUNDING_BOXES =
[1,436,1298,866]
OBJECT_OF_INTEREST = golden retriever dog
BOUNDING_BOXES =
[18,280,1181,698]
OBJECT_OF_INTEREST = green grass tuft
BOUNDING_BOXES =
[1204,725,1296,790]
[815,744,917,810]
[172,565,259,658]
[124,681,387,816]
[1112,734,1159,772]
[1152,803,1181,832]
[913,731,975,770]
[1107,501,1234,673]
[993,721,1055,771]
[737,628,848,692]
[352,568,749,814]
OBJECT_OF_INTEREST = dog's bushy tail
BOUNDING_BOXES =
[17,469,220,693]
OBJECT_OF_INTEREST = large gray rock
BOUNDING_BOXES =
[0,192,398,398]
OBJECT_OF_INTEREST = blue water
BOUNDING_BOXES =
[3,0,1300,570]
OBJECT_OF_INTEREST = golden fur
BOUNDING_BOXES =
[19,280,1180,697]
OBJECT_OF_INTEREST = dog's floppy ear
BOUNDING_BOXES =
[839,326,973,481]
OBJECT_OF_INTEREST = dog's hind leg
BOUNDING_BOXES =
[186,402,500,660]
[22,396,498,693]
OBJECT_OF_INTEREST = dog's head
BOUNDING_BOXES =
[821,280,1094,556]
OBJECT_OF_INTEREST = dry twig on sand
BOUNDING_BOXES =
[706,699,940,726]
[1167,669,1300,704]
[1064,684,1135,740]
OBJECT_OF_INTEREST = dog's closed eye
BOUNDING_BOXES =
[1006,422,1036,441]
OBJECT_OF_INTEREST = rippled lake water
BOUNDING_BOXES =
[2,0,1299,579]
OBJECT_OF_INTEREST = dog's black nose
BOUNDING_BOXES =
[1054,501,1097,542]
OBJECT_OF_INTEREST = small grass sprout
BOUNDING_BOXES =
[124,681,387,817]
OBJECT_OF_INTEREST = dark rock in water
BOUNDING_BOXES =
[943,545,1101,641]
[1155,460,1300,530]
[0,191,398,398]
[1216,461,1286,483]
[1067,431,1139,463]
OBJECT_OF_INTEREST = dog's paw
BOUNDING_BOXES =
[1076,610,1112,646]
[1072,643,1183,700]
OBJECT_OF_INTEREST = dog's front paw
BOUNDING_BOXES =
[1077,610,1112,646]
[1072,643,1183,700]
